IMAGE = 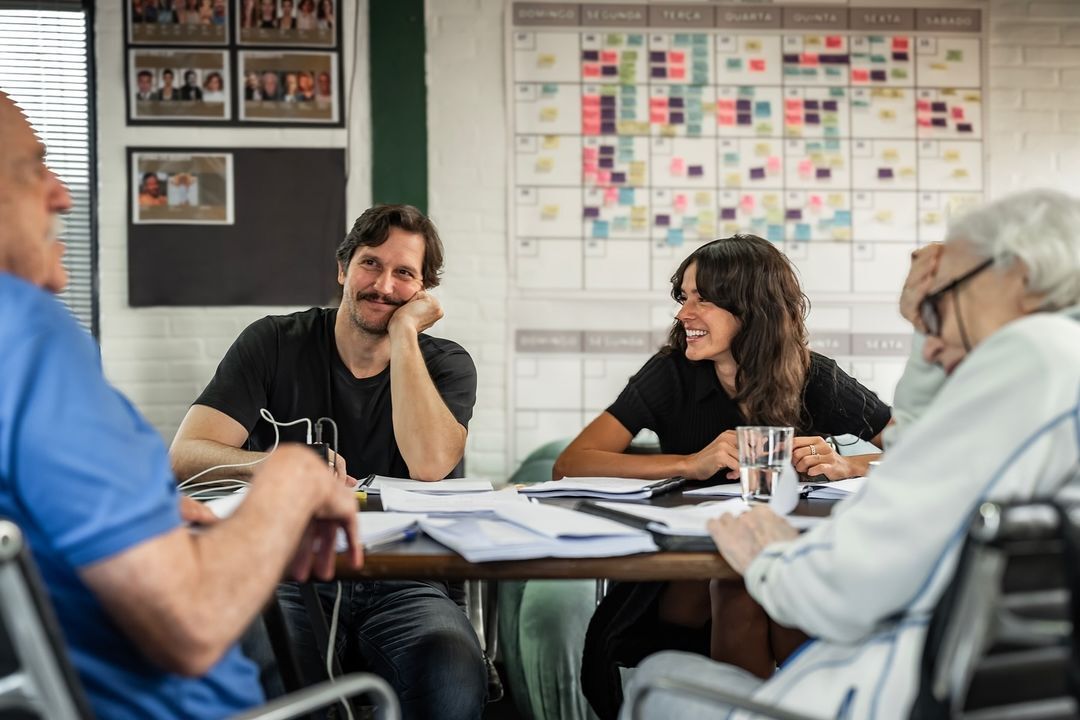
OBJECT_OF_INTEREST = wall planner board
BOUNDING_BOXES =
[506,1,987,463]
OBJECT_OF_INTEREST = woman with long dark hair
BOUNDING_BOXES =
[550,234,890,718]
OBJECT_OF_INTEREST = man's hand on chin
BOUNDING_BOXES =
[388,290,444,336]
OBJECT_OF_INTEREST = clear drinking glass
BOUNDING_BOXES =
[736,426,794,503]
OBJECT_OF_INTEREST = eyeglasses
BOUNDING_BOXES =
[918,258,994,337]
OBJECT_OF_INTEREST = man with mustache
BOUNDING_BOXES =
[171,204,485,719]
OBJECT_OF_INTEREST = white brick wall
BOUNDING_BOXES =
[97,0,1080,479]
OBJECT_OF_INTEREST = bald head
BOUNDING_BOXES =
[0,89,72,291]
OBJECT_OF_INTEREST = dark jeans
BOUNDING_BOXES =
[276,580,486,720]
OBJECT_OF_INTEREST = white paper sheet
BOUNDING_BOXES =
[378,487,526,513]
[364,476,494,495]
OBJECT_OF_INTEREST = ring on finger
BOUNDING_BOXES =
[810,445,818,456]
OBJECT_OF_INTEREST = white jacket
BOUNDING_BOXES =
[744,311,1080,718]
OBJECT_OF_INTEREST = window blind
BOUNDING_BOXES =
[0,1,96,335]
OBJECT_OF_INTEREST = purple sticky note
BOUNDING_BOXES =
[599,157,615,169]
[893,52,909,62]
[584,207,600,218]
[600,95,616,107]
[783,54,799,64]
[655,214,671,226]
[737,113,752,125]
[599,145,615,155]
[786,209,803,220]
[688,165,703,177]
[669,97,684,109]
[806,113,821,124]
[602,65,618,76]
[871,69,887,82]
[932,102,948,113]
[736,99,752,111]
[805,100,820,111]
[878,167,894,179]
[816,168,831,179]
[601,108,616,120]
[749,167,766,180]
[932,117,947,127]
[601,121,617,134]
[650,51,666,62]
[582,50,599,61]
[721,208,737,220]
[820,54,849,65]
[957,122,973,133]
[670,112,685,124]
[651,67,667,79]
[823,100,839,112]
[611,171,626,183]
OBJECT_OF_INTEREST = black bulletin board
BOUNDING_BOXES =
[127,147,345,307]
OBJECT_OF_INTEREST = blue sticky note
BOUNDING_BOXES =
[795,223,812,241]
[592,221,609,239]
[834,210,852,226]
[619,188,634,205]
[755,101,771,117]
[767,225,784,242]
[727,57,743,71]
[667,228,685,246]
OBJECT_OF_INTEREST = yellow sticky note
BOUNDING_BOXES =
[930,62,947,71]
[542,135,560,150]
[725,173,741,186]
[754,142,770,157]
[763,194,780,208]
[746,39,762,52]
[631,206,648,219]
[874,210,894,223]
[882,148,900,162]
[900,166,916,177]
[943,149,961,163]
[806,36,822,47]
[535,157,554,173]
[963,93,980,103]
[832,227,851,241]
[879,109,896,121]
[828,155,845,168]
[766,208,784,224]
[924,211,942,225]
[951,168,969,179]
[810,153,825,165]
[827,193,844,208]
[541,205,559,220]
[537,54,556,69]
[539,107,558,122]
[695,192,711,207]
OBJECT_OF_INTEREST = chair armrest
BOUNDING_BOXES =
[629,675,820,720]
[231,672,400,720]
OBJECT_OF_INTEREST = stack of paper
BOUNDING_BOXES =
[362,476,494,495]
[418,502,657,562]
[379,487,527,514]
[683,483,742,498]
[520,476,682,500]
[806,476,866,499]
[594,499,824,536]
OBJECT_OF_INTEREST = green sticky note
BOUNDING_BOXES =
[724,152,739,165]
[947,49,963,62]
[892,68,908,79]
[606,34,623,46]
[627,34,643,46]
[727,57,743,71]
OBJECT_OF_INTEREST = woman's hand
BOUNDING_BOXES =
[708,506,798,575]
[682,430,740,480]
[792,436,855,480]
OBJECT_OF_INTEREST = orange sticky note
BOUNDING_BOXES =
[852,69,870,82]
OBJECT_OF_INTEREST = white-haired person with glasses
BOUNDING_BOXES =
[620,188,1080,720]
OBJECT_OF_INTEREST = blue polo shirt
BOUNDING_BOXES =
[0,273,263,719]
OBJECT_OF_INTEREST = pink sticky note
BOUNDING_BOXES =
[670,51,686,63]
[582,106,601,119]
[893,37,909,51]
[583,64,601,78]
[601,50,618,63]
[785,98,802,111]
[809,194,823,208]
[766,156,782,172]
[583,146,599,159]
[750,58,766,72]
[717,113,736,125]
[674,194,688,211]
[740,194,755,211]
[598,170,612,184]
[650,96,668,108]
[826,36,842,49]
[603,187,619,204]
[916,100,931,112]
[951,106,965,120]
[801,52,820,66]
[583,164,598,176]
[670,66,686,79]
[798,159,814,176]
[583,122,601,135]
[716,99,737,111]
[852,69,870,82]
[670,157,686,175]
[785,112,804,125]
[917,117,932,127]
[650,110,667,123]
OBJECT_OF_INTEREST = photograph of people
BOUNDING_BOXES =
[296,70,316,101]
[243,70,261,100]
[180,70,202,101]
[155,69,179,100]
[239,0,257,27]
[296,0,317,29]
[258,0,276,27]
[278,0,296,30]
[316,69,331,99]
[134,70,156,101]
[179,0,200,24]
[202,71,225,102]
[259,70,281,100]
[316,0,333,30]
[138,172,168,207]
[281,71,299,102]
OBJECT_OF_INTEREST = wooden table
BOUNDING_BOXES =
[335,494,835,582]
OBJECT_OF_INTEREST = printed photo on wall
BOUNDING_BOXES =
[238,50,338,124]
[129,49,231,122]
[128,0,229,45]
[132,152,234,225]
[236,0,336,47]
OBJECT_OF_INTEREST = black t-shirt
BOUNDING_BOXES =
[607,350,890,476]
[195,307,477,479]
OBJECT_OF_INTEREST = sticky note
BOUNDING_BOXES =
[655,214,671,227]
[725,173,741,186]
[809,194,823,208]
[674,194,688,211]
[541,205,559,220]
[726,57,743,71]
[767,156,782,173]
[539,107,558,122]
[754,101,771,117]
[542,136,560,150]
[952,107,965,120]
[537,54,556,69]
[852,69,870,82]
[749,167,766,180]
[746,39,762,52]
[875,210,894,223]
[943,149,961,162]
[827,194,844,208]
[946,49,963,62]
[826,36,842,49]
[723,152,739,166]
[740,194,756,211]
[604,187,619,203]
[798,159,814,176]
[795,223,812,241]
[535,158,553,173]
[670,157,685,175]
[591,220,609,239]
[750,58,766,72]
[879,109,896,121]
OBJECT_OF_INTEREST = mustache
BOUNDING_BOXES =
[356,292,405,307]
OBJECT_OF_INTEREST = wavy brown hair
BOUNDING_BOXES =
[665,234,811,428]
